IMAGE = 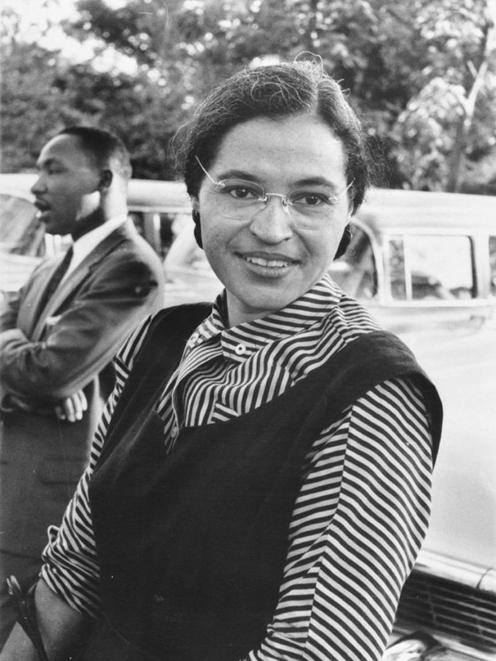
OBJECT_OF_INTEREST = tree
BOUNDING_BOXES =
[63,0,437,184]
[3,0,496,190]
[56,64,187,178]
[0,7,84,172]
[0,3,188,178]
[391,0,496,191]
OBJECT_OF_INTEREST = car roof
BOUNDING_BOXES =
[1,172,494,232]
[0,173,190,211]
[0,173,36,201]
[127,179,190,210]
[358,187,496,234]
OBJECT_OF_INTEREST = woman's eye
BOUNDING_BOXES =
[292,192,329,207]
[223,183,260,200]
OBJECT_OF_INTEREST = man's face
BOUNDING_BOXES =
[31,134,102,236]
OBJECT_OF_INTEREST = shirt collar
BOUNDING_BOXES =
[69,215,128,272]
[185,273,342,361]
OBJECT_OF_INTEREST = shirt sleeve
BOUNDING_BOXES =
[245,376,433,661]
[40,315,154,617]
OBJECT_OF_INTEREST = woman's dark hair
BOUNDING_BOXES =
[173,60,371,216]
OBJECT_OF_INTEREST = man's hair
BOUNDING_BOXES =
[58,126,132,181]
[173,60,372,215]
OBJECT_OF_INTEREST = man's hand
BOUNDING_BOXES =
[0,391,87,421]
[54,390,88,423]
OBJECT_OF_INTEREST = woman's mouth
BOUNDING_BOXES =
[240,253,298,272]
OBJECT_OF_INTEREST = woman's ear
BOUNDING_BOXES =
[191,199,202,248]
[334,223,352,260]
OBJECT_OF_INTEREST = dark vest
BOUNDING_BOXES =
[88,304,442,661]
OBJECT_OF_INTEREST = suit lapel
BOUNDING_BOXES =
[17,258,62,337]
[31,221,133,341]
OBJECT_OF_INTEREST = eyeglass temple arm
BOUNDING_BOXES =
[196,154,354,202]
[195,155,221,187]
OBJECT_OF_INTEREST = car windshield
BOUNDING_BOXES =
[0,193,45,257]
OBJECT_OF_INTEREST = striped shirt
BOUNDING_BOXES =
[41,273,432,661]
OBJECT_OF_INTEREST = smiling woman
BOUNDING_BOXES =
[1,60,442,661]
[193,113,351,325]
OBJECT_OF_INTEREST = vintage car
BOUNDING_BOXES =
[1,173,495,660]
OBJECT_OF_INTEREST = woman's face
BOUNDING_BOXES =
[194,113,351,326]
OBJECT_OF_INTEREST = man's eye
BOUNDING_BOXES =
[292,192,330,207]
[47,168,64,175]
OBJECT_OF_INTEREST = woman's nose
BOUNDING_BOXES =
[249,197,294,243]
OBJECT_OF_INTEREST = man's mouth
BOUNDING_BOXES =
[33,200,50,220]
[34,199,50,211]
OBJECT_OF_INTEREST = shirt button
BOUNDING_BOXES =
[189,332,200,344]
[234,343,246,356]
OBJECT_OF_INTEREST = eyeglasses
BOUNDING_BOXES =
[195,156,353,222]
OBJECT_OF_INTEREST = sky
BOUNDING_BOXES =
[6,0,496,69]
[5,0,90,60]
[4,0,137,71]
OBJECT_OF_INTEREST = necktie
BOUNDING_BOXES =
[38,246,73,312]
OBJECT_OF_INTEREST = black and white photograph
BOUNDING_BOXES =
[0,1,495,659]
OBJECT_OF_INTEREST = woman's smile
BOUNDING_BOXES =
[238,251,299,274]
[196,113,351,326]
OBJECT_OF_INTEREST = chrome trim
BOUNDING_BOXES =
[392,627,496,661]
[416,550,496,594]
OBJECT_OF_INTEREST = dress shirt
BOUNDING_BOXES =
[41,273,432,661]
[61,215,128,282]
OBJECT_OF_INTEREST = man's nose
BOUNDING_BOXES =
[249,196,294,243]
[30,173,46,195]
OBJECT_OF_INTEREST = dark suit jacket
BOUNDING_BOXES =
[0,219,164,558]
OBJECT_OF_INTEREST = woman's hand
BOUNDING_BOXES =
[0,580,91,661]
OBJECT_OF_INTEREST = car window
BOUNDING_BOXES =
[489,236,496,297]
[128,210,178,258]
[0,193,45,257]
[329,226,377,300]
[387,234,474,301]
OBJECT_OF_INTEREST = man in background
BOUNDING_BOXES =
[0,126,164,645]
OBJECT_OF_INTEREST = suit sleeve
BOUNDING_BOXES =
[0,251,164,403]
[0,258,50,333]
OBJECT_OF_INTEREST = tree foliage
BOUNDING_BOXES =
[2,0,495,191]
[0,40,80,172]
[0,8,187,178]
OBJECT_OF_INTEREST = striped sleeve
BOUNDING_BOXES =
[246,377,433,661]
[40,315,154,617]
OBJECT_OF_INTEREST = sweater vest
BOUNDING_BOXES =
[88,304,442,661]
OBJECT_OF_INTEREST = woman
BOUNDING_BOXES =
[1,59,442,661]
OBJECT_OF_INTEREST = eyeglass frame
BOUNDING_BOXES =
[194,155,354,217]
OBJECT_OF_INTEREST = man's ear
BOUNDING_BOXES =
[99,169,113,191]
